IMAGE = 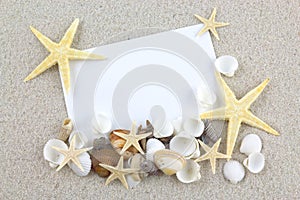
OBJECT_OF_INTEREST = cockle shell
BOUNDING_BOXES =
[243,152,265,174]
[176,159,201,183]
[154,149,186,175]
[223,160,245,184]
[90,149,120,177]
[68,131,88,149]
[145,138,165,162]
[43,139,68,168]
[169,132,200,159]
[109,130,138,159]
[57,118,73,141]
[68,152,91,176]
[183,118,205,137]
[91,113,112,136]
[240,134,262,155]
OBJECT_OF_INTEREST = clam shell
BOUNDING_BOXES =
[57,118,73,141]
[145,138,165,162]
[154,149,186,175]
[68,152,91,176]
[223,160,245,184]
[176,159,201,183]
[240,134,262,155]
[68,131,88,149]
[183,118,204,137]
[243,152,265,174]
[91,113,112,135]
[43,139,68,168]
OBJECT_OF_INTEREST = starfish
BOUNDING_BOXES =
[194,8,229,40]
[195,138,230,174]
[200,74,279,158]
[51,135,93,172]
[99,156,138,189]
[113,122,152,155]
[24,18,105,92]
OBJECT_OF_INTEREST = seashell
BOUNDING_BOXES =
[90,149,120,177]
[152,120,174,138]
[197,87,217,109]
[140,160,159,175]
[43,139,68,168]
[93,137,112,150]
[183,118,205,137]
[137,121,154,151]
[214,55,238,77]
[57,118,73,141]
[172,117,183,135]
[176,159,201,183]
[128,154,148,181]
[240,134,262,155]
[169,132,200,159]
[109,130,138,159]
[91,113,112,136]
[68,131,89,149]
[243,152,265,174]
[223,160,245,184]
[68,152,91,176]
[145,138,165,162]
[154,149,186,175]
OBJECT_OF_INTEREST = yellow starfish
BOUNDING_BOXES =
[24,18,105,92]
[194,8,229,40]
[194,138,230,174]
[200,74,279,158]
[51,135,93,172]
[113,122,152,155]
[99,156,138,189]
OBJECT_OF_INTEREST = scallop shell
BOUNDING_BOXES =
[240,134,262,155]
[243,152,265,174]
[183,118,204,137]
[176,159,201,183]
[145,138,165,162]
[57,118,73,141]
[68,152,91,176]
[68,131,89,149]
[43,139,68,168]
[91,113,112,136]
[109,130,138,159]
[154,149,186,175]
[223,160,245,184]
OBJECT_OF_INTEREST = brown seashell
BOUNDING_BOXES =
[93,138,112,150]
[138,120,154,151]
[90,149,120,177]
[57,118,73,141]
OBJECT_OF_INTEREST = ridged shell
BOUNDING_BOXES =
[154,149,186,175]
[240,134,262,155]
[43,139,68,168]
[68,152,91,176]
[223,160,245,184]
[176,159,201,183]
[110,130,138,159]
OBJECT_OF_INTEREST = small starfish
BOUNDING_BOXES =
[99,156,138,189]
[24,18,105,92]
[194,8,229,40]
[113,122,152,155]
[51,135,92,172]
[200,74,279,158]
[194,138,230,174]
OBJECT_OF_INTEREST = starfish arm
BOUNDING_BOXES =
[209,8,217,21]
[240,79,270,109]
[214,22,230,28]
[136,132,152,140]
[210,157,216,174]
[216,74,237,100]
[113,131,129,140]
[243,111,279,136]
[194,14,208,24]
[131,141,145,155]
[196,26,209,37]
[51,146,68,155]
[58,58,71,92]
[226,117,242,158]
[197,139,211,152]
[30,26,57,52]
[200,107,229,120]
[105,173,118,185]
[119,140,132,155]
[59,19,79,47]
[71,156,84,171]
[194,152,210,163]
[67,48,105,60]
[55,157,70,172]
[24,54,56,82]
[118,174,129,190]
[210,28,220,40]
[100,163,119,172]
[216,152,231,159]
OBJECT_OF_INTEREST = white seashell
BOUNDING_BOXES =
[223,160,245,184]
[69,131,88,149]
[68,152,92,176]
[154,149,186,175]
[153,120,174,138]
[169,132,200,159]
[214,55,238,77]
[240,134,262,155]
[171,117,183,135]
[176,159,201,183]
[197,87,217,109]
[127,154,148,188]
[91,113,112,135]
[243,152,265,174]
[145,138,165,162]
[183,118,205,137]
[43,139,68,167]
